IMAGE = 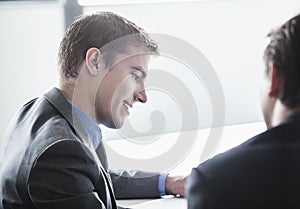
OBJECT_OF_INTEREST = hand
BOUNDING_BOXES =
[165,175,188,197]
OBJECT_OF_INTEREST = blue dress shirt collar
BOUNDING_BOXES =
[68,101,102,149]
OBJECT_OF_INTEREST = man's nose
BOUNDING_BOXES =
[134,88,147,103]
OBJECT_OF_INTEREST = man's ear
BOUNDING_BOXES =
[85,48,104,76]
[268,63,282,98]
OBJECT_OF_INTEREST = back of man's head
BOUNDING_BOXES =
[264,14,300,109]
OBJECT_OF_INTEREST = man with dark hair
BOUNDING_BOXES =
[0,11,185,209]
[187,14,300,209]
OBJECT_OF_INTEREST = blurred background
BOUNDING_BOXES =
[1,0,300,143]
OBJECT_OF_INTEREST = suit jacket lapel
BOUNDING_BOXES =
[95,141,108,170]
[44,87,89,145]
[95,142,116,207]
[44,87,116,208]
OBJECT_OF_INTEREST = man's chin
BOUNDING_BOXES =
[104,119,124,129]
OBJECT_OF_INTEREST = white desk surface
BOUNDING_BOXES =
[106,122,267,208]
[117,196,186,209]
[105,122,266,175]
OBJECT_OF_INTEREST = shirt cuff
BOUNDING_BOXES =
[158,173,168,196]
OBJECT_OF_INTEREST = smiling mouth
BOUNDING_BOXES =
[123,101,133,111]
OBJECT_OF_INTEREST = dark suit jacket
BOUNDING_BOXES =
[187,113,300,209]
[0,88,160,209]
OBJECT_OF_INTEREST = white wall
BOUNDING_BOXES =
[0,2,64,142]
[1,0,300,142]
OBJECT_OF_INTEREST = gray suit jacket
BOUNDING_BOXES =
[0,88,160,209]
[187,113,300,209]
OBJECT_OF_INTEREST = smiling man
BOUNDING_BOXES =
[0,12,185,209]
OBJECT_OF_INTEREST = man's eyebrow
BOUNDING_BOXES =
[131,66,147,78]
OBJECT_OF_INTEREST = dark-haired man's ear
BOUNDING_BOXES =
[85,47,104,76]
[268,63,282,98]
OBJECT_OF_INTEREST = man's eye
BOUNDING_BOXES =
[132,73,141,80]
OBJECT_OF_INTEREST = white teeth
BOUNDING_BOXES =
[123,102,129,109]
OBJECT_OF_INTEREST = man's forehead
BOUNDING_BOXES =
[112,48,150,65]
[120,46,153,60]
